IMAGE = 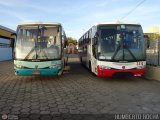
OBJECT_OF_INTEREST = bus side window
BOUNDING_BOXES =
[92,36,98,58]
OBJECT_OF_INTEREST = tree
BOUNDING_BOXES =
[149,33,160,40]
[67,37,77,46]
[144,33,160,49]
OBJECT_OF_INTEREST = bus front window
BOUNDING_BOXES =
[98,25,145,61]
[15,25,61,60]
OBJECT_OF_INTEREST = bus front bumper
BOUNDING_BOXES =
[15,68,62,76]
[97,68,145,78]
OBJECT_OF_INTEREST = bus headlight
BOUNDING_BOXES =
[49,64,61,69]
[14,64,24,68]
[137,66,145,69]
[98,65,111,69]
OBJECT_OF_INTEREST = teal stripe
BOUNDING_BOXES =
[15,68,61,76]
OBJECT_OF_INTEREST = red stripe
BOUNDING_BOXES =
[97,66,145,78]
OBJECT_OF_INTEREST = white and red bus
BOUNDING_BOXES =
[78,22,146,77]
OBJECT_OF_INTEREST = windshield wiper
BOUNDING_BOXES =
[43,50,48,59]
[37,49,48,59]
[124,45,137,60]
[111,43,121,60]
[24,47,36,60]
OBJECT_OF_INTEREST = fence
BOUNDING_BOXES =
[146,39,160,66]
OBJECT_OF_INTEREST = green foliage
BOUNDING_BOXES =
[148,34,160,40]
[67,37,77,45]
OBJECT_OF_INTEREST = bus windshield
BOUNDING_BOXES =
[15,25,61,60]
[98,25,145,61]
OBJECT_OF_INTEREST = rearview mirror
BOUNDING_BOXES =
[94,36,98,45]
[64,40,67,48]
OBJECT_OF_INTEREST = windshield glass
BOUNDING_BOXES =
[15,25,61,60]
[98,25,145,61]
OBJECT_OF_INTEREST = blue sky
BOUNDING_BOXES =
[0,0,160,39]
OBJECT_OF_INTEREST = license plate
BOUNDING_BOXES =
[32,71,40,75]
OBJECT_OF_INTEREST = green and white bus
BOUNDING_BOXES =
[13,22,67,76]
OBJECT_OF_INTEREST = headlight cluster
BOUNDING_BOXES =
[49,64,61,69]
[137,66,145,69]
[14,64,24,68]
[98,65,111,69]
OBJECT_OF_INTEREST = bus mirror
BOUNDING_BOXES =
[94,37,98,45]
[96,32,99,37]
[64,40,67,48]
[92,45,97,58]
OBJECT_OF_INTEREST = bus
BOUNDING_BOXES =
[78,22,146,77]
[13,22,67,76]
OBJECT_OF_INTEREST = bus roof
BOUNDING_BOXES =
[95,21,141,26]
[18,22,61,26]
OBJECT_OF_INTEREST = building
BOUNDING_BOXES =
[67,43,77,54]
[144,26,160,66]
[0,25,15,61]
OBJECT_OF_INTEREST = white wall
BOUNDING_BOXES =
[0,38,12,61]
[0,38,10,44]
[0,48,12,61]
